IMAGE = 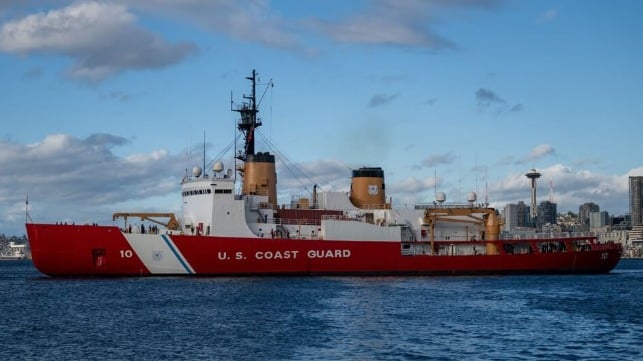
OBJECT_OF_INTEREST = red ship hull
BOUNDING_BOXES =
[26,223,622,277]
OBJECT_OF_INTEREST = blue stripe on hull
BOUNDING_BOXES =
[161,234,194,274]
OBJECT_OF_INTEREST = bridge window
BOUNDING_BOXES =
[182,188,213,197]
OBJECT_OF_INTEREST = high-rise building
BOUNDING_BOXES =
[537,200,557,226]
[589,211,609,229]
[630,176,643,226]
[503,201,530,232]
[579,202,599,225]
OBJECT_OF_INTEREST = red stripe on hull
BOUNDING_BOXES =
[26,224,622,277]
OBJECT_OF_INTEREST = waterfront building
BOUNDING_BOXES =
[579,202,599,226]
[589,211,609,230]
[537,200,557,226]
[503,201,530,232]
[629,176,643,226]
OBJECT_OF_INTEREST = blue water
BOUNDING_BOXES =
[1,260,641,360]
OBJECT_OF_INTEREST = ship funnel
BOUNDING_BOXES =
[350,167,388,209]
[242,152,277,208]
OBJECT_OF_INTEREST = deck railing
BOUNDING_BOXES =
[499,232,596,241]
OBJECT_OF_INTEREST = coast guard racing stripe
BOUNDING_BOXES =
[125,233,195,274]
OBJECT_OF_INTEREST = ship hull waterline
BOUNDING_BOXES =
[26,224,622,277]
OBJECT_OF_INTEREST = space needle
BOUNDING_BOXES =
[526,169,541,227]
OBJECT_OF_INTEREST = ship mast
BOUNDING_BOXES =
[232,70,278,208]
[233,69,262,161]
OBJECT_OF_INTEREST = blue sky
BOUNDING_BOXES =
[1,0,642,236]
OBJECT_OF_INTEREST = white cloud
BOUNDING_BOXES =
[124,0,303,51]
[128,0,501,52]
[388,176,437,195]
[0,2,132,53]
[126,149,169,164]
[314,1,450,49]
[0,0,506,82]
[517,144,555,164]
[421,152,457,168]
[0,133,183,235]
[488,164,632,215]
[276,159,351,192]
[312,0,502,49]
[528,143,555,159]
[0,1,197,82]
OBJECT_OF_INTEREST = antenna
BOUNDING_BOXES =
[484,166,488,206]
[232,69,261,161]
[549,171,554,203]
[434,169,437,200]
[458,154,461,202]
[25,194,32,223]
[475,154,479,196]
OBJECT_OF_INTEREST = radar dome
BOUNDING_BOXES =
[436,192,446,203]
[192,166,202,178]
[467,192,477,203]
[213,161,224,173]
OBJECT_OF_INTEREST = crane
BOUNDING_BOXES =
[112,212,180,231]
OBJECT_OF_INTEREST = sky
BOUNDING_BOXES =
[1,0,642,236]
